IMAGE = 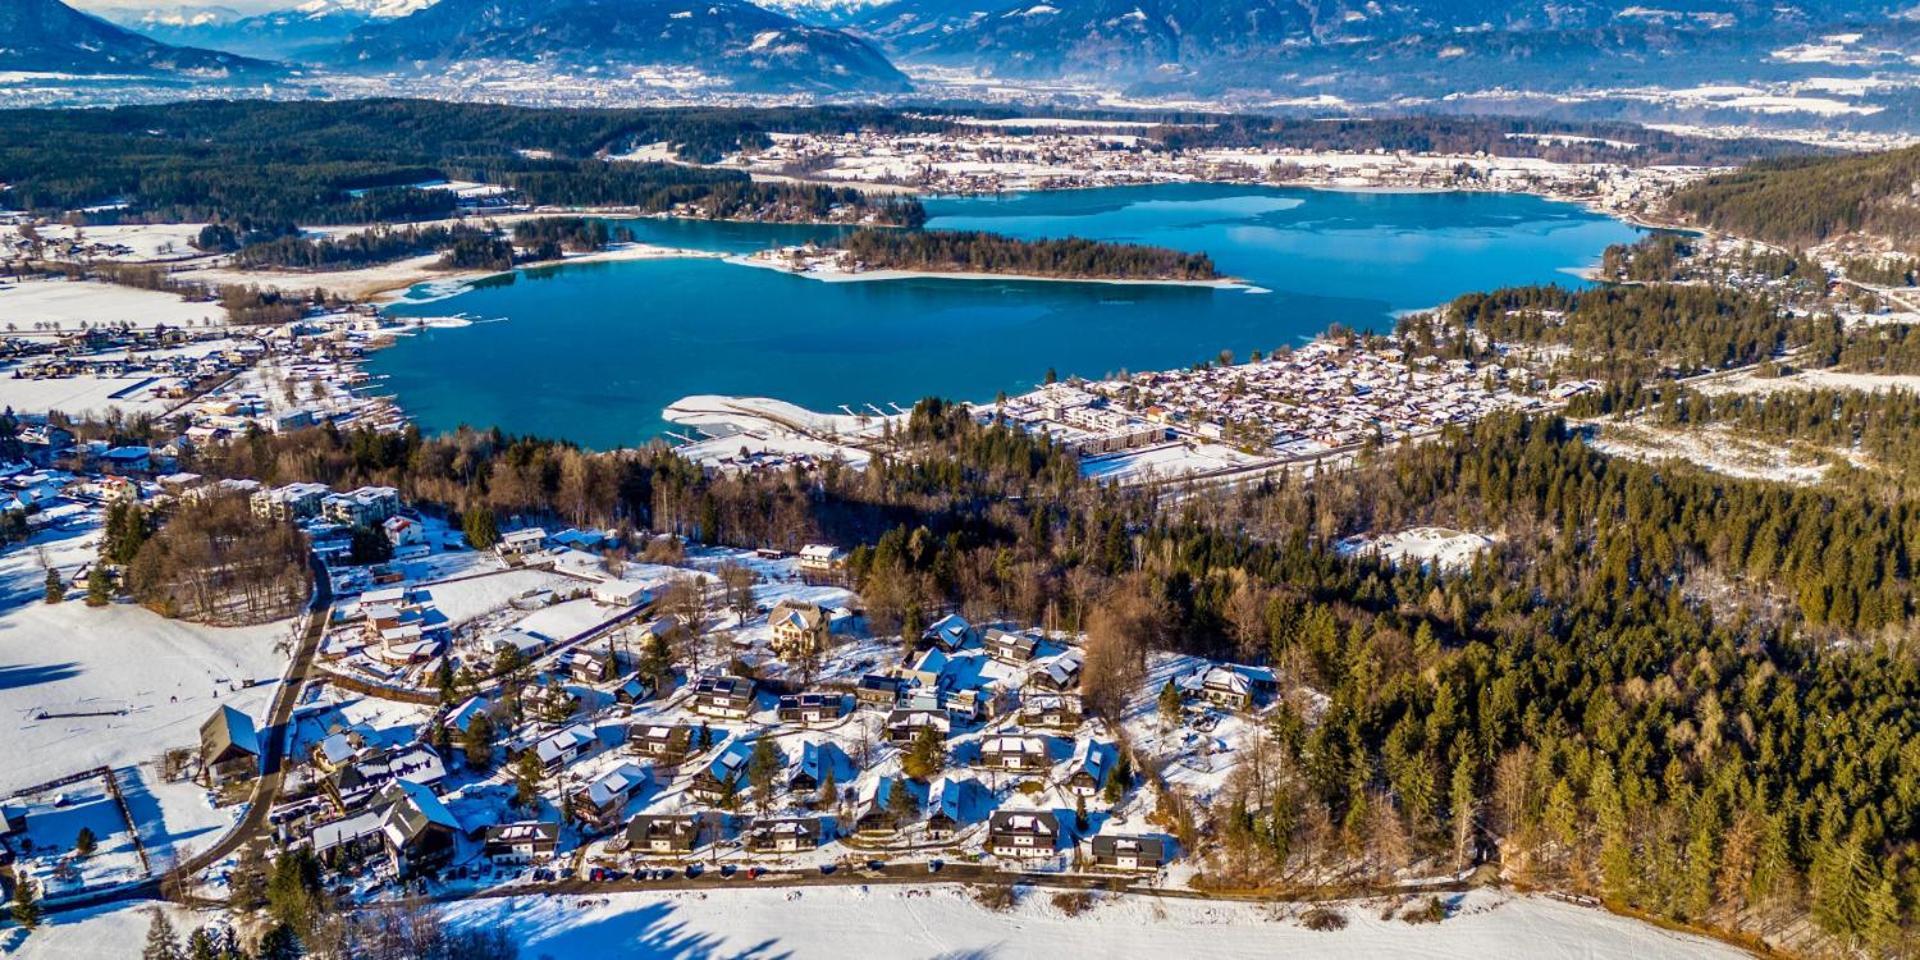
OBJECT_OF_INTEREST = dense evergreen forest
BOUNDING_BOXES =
[1399,282,1802,381]
[0,99,930,229]
[838,229,1219,281]
[1668,145,1920,249]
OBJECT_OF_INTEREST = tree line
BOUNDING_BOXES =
[838,229,1218,281]
[0,99,933,229]
[1668,144,1920,249]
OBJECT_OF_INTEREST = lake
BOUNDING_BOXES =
[373,183,1641,448]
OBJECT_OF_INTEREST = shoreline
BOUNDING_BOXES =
[366,241,724,304]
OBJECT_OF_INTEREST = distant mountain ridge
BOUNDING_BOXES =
[1,0,274,74]
[333,0,911,92]
[855,0,1913,90]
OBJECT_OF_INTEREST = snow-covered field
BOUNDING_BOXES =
[0,520,294,793]
[438,886,1744,960]
[0,278,226,330]
[1080,441,1267,483]
[4,887,1748,960]
[0,373,185,420]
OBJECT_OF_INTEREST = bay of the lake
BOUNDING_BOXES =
[372,182,1641,449]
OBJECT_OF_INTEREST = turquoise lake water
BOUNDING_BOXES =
[373,183,1642,449]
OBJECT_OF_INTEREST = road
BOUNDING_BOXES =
[42,553,332,915]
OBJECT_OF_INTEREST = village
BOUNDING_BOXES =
[714,121,1704,222]
[0,460,1286,909]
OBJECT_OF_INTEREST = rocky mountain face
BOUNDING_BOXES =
[2,0,274,74]
[333,0,912,92]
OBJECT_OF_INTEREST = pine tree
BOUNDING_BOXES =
[256,923,300,960]
[903,724,945,781]
[513,749,545,809]
[42,566,63,604]
[888,777,917,827]
[11,876,39,930]
[462,505,501,550]
[185,928,219,960]
[1157,681,1183,727]
[85,563,112,606]
[1813,829,1877,942]
[818,765,837,810]
[1449,754,1478,871]
[462,712,495,769]
[142,908,183,960]
[75,825,97,857]
[747,738,781,813]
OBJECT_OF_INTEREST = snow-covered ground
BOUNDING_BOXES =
[434,886,1745,960]
[4,885,1748,959]
[0,518,295,793]
[0,373,186,420]
[1336,528,1497,573]
[0,278,226,330]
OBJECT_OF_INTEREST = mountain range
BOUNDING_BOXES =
[3,0,272,74]
[334,0,909,92]
[855,0,1911,91]
[51,0,1920,96]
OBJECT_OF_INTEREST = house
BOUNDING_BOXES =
[980,734,1049,773]
[568,647,618,685]
[905,648,953,691]
[311,732,360,774]
[1065,740,1109,797]
[444,695,493,738]
[1031,652,1083,693]
[1091,834,1169,872]
[1183,665,1253,710]
[497,528,548,559]
[925,777,984,842]
[885,706,950,745]
[529,723,600,773]
[199,705,262,786]
[626,814,702,855]
[629,723,694,765]
[381,781,460,877]
[690,675,756,719]
[855,776,916,836]
[592,581,650,607]
[921,613,975,652]
[0,804,26,839]
[382,515,424,549]
[854,674,906,710]
[323,486,401,527]
[1019,694,1082,730]
[787,739,852,795]
[484,821,560,865]
[573,762,651,830]
[310,806,387,870]
[327,743,447,813]
[987,810,1061,859]
[796,544,846,579]
[984,628,1040,665]
[523,681,581,721]
[777,692,848,726]
[614,675,654,705]
[689,740,755,804]
[768,600,828,660]
[747,816,830,853]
